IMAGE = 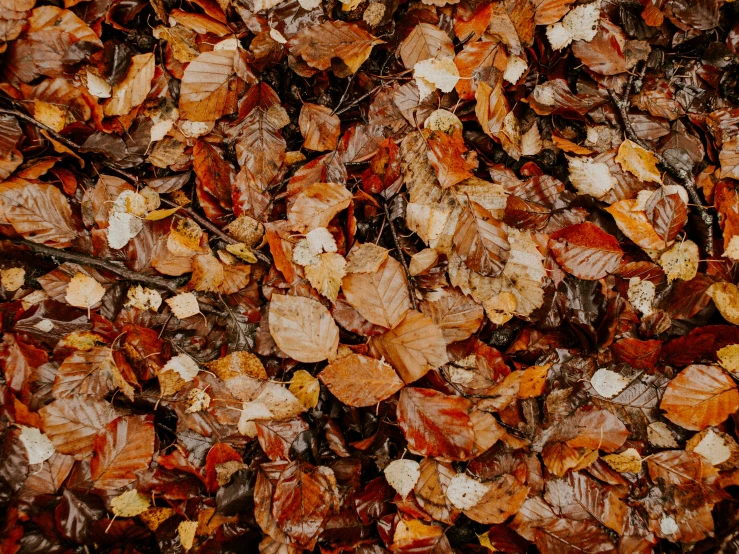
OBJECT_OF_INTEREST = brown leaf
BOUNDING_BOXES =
[193,140,235,212]
[39,398,118,460]
[420,288,484,344]
[52,347,134,401]
[256,418,310,462]
[453,201,510,277]
[342,256,411,329]
[90,415,155,490]
[397,387,474,460]
[398,23,454,69]
[179,50,238,121]
[414,458,460,524]
[427,128,477,189]
[0,181,77,247]
[369,310,448,384]
[645,188,687,243]
[235,107,287,192]
[463,474,529,525]
[549,222,623,280]
[288,182,352,233]
[660,364,739,431]
[299,103,340,152]
[289,20,382,75]
[268,294,339,363]
[271,461,338,547]
[104,53,154,117]
[319,353,404,407]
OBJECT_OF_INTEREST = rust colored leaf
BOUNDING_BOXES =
[645,189,687,243]
[90,415,155,490]
[660,364,739,431]
[427,128,478,189]
[397,387,474,461]
[549,222,623,280]
[289,20,382,75]
[299,103,340,152]
[453,201,510,277]
[319,353,404,407]
[268,294,339,363]
[271,461,338,547]
[369,310,448,384]
[342,256,411,329]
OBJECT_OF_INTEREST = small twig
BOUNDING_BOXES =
[608,70,714,256]
[160,198,272,265]
[334,85,382,116]
[7,239,184,294]
[0,108,81,152]
[382,200,417,310]
[332,75,354,115]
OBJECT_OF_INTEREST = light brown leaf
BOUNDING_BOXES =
[342,256,410,329]
[398,23,454,69]
[289,20,382,75]
[453,201,510,277]
[179,50,237,121]
[288,182,352,233]
[606,199,667,251]
[369,310,448,383]
[319,353,404,407]
[104,53,155,117]
[269,294,339,363]
[0,181,77,247]
[299,103,340,152]
[39,398,118,460]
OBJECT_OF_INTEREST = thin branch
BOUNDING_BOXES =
[0,108,81,152]
[334,85,382,116]
[382,199,417,310]
[608,71,714,255]
[6,239,184,294]
[160,198,272,265]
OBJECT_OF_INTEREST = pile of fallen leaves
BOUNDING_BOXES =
[2,0,739,552]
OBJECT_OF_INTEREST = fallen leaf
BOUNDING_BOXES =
[289,370,320,410]
[319,353,404,407]
[64,273,105,309]
[110,489,151,517]
[269,294,339,363]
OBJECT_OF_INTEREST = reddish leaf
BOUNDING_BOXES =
[90,415,155,490]
[271,461,338,547]
[549,222,623,280]
[397,387,475,461]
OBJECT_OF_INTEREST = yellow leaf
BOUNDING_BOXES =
[139,507,175,531]
[478,531,497,552]
[178,520,198,551]
[718,344,739,374]
[1,267,25,291]
[110,489,151,517]
[289,369,320,409]
[602,448,643,473]
[615,139,661,184]
[518,363,551,399]
[145,206,183,220]
[225,243,258,263]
